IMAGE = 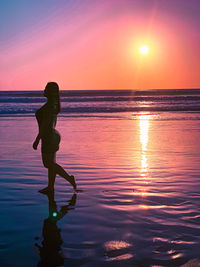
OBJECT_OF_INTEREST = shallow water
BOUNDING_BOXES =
[1,113,200,266]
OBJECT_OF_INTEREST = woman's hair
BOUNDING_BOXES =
[44,82,61,114]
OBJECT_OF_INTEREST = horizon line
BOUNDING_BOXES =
[1,87,200,92]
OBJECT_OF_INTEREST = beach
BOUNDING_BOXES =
[1,99,200,266]
[1,0,200,265]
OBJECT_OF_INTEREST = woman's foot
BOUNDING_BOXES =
[38,186,54,194]
[70,175,77,191]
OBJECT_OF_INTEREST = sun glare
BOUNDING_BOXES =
[139,45,149,55]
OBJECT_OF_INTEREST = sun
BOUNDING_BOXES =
[139,45,149,55]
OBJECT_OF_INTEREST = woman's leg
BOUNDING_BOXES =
[42,152,76,190]
[47,153,56,190]
[39,152,56,193]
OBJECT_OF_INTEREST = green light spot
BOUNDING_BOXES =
[52,212,57,217]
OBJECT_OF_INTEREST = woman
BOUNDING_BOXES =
[33,82,76,193]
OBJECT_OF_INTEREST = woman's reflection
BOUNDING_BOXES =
[35,192,77,267]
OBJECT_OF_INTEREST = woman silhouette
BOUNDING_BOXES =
[33,82,76,193]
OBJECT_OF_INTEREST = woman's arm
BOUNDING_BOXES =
[33,134,40,150]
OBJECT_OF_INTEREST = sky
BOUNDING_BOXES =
[0,0,200,90]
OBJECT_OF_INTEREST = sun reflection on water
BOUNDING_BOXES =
[139,115,149,152]
[138,113,152,201]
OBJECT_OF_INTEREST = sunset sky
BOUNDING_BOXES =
[1,0,200,90]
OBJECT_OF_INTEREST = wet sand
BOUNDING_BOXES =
[1,115,200,266]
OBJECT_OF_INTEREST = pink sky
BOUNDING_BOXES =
[0,0,199,90]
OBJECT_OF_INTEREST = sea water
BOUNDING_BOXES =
[1,89,200,266]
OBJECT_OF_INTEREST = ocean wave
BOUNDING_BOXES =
[1,89,200,116]
[0,105,200,116]
[1,95,200,103]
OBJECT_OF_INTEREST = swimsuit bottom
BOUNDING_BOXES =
[42,130,61,153]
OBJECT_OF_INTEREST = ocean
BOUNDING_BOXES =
[1,89,200,266]
[1,89,200,118]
